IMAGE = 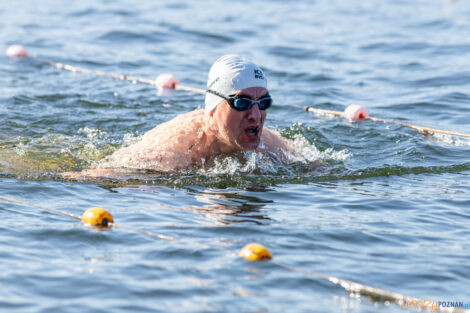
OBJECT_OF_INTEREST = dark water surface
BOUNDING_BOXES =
[1,0,470,312]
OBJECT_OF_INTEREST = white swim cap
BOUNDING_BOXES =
[205,54,268,113]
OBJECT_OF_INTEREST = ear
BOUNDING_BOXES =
[206,99,225,119]
[203,109,214,127]
[208,107,216,118]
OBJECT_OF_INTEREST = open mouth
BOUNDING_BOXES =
[245,126,260,138]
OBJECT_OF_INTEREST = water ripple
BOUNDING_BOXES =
[98,30,168,43]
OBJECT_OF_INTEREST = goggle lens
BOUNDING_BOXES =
[232,97,272,111]
[205,89,273,111]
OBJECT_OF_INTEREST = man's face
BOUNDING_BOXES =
[211,87,269,152]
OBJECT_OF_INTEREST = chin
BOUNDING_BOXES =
[238,139,260,150]
[237,128,262,150]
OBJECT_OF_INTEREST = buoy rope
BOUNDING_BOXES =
[367,115,470,139]
[34,56,158,86]
[2,193,467,312]
[32,55,207,94]
[239,243,468,313]
[16,51,470,139]
[0,194,176,241]
[275,262,467,313]
[113,224,176,241]
[174,83,205,94]
[295,104,470,139]
[0,195,80,219]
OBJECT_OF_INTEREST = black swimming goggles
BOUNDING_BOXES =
[206,89,273,111]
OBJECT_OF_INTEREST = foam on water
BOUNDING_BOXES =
[77,126,107,140]
[289,134,351,163]
[1,118,352,183]
[430,132,470,147]
[195,132,348,176]
[2,120,467,184]
[0,127,120,176]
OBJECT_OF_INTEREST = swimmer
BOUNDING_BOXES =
[66,54,294,177]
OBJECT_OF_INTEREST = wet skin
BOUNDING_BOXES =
[63,87,293,177]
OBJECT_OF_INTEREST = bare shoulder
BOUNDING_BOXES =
[67,109,207,175]
[260,127,294,152]
[128,109,205,152]
[143,109,204,140]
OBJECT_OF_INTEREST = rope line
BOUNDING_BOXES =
[1,194,468,312]
[296,104,470,139]
[367,115,470,139]
[34,56,157,86]
[174,83,205,94]
[0,195,80,219]
[28,54,470,139]
[276,262,467,313]
[0,195,175,241]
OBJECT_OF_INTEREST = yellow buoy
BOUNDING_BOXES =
[81,207,113,228]
[240,243,272,261]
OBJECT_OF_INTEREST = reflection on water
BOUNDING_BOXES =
[178,190,272,226]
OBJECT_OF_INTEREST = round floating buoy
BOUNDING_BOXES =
[155,73,179,89]
[344,104,369,120]
[6,44,28,58]
[81,207,113,228]
[240,243,272,261]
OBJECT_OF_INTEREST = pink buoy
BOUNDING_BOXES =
[6,45,28,58]
[344,104,369,120]
[155,73,179,89]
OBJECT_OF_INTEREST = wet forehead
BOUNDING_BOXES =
[235,87,269,99]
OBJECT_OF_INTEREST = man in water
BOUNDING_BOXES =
[71,54,293,176]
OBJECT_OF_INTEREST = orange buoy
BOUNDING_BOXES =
[81,207,113,228]
[240,243,272,261]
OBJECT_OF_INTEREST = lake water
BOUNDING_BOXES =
[1,0,470,312]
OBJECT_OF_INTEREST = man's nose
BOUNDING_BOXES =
[247,103,261,121]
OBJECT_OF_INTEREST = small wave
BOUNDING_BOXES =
[289,134,351,163]
[78,127,108,140]
[67,8,98,17]
[410,72,470,88]
[429,133,470,147]
[199,151,283,175]
[360,41,433,53]
[98,30,168,42]
[436,91,470,103]
[52,162,470,190]
[267,45,319,59]
[0,128,123,176]
[341,163,470,180]
[1,124,467,188]
[196,133,349,176]
[165,24,235,44]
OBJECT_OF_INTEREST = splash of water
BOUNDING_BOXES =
[196,134,350,176]
[430,133,470,147]
[0,127,121,176]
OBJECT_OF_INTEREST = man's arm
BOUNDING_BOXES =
[63,110,205,178]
